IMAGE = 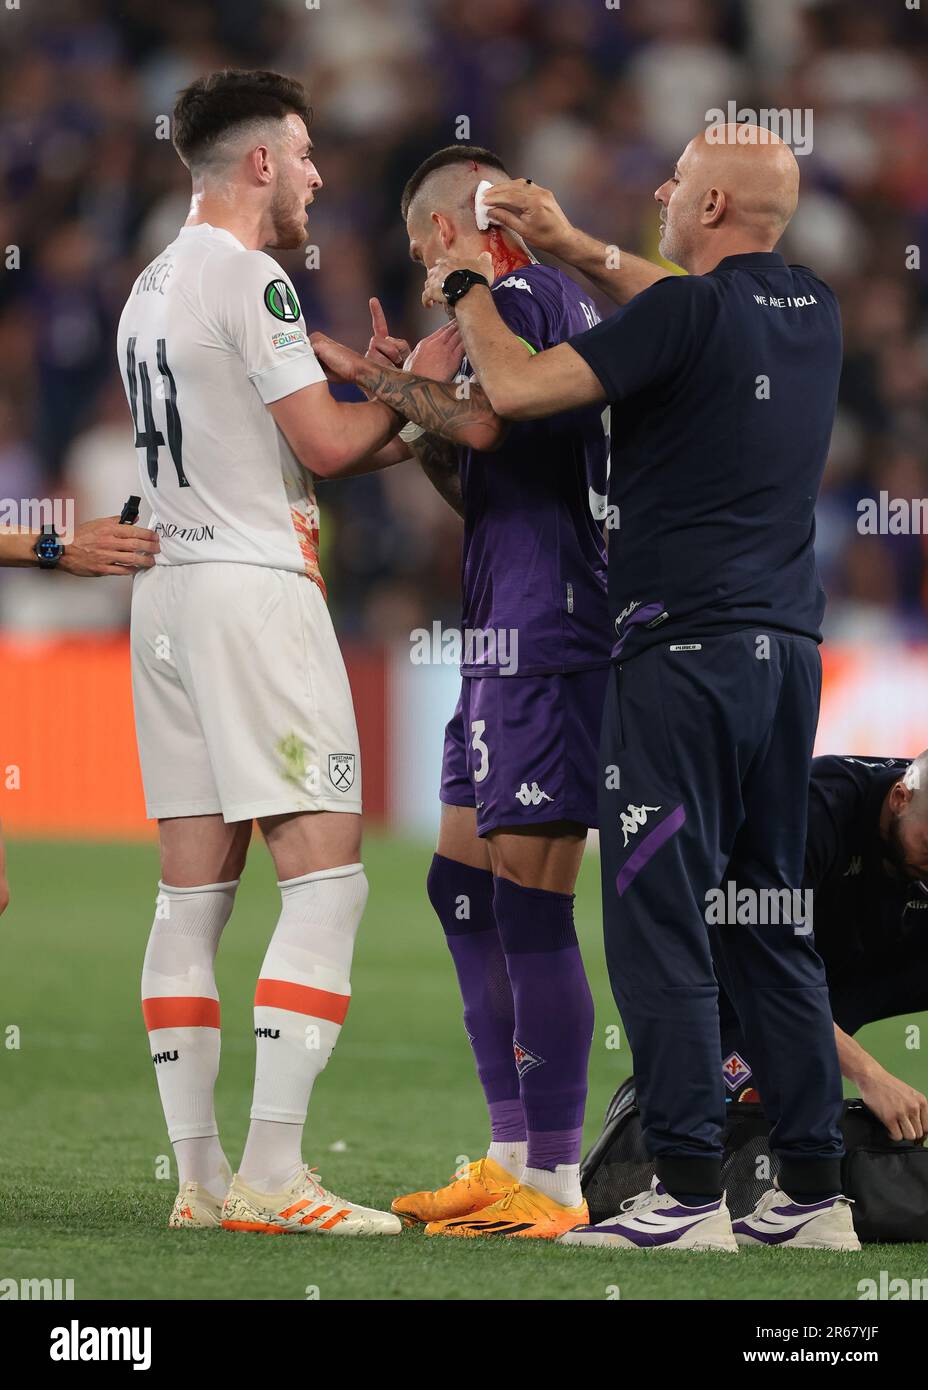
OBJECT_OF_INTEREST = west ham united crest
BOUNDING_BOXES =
[328,752,356,792]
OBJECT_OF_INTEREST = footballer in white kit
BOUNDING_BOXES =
[121,221,361,824]
[117,68,410,1238]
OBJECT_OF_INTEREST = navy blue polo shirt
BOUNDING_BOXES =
[568,252,843,660]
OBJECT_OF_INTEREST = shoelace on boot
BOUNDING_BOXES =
[495,1183,549,1220]
[302,1166,328,1200]
[448,1157,506,1194]
[619,1187,659,1216]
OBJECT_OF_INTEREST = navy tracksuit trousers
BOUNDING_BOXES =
[598,629,845,1196]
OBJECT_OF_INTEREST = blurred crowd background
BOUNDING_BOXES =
[0,0,926,643]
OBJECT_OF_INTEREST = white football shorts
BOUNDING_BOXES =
[130,563,362,822]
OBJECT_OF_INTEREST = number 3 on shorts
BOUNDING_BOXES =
[470,719,489,784]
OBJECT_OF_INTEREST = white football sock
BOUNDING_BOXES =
[239,863,368,1190]
[238,1121,304,1194]
[141,880,238,1185]
[487,1140,527,1177]
[173,1136,232,1199]
[522,1162,583,1207]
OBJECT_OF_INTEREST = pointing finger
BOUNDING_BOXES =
[369,297,389,340]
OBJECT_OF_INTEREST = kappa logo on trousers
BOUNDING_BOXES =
[620,803,661,848]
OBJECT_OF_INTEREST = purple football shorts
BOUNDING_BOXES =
[439,666,609,836]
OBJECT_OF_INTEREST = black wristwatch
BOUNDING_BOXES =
[33,524,64,570]
[442,268,490,307]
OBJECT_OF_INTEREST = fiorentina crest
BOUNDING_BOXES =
[328,752,356,793]
[513,1039,545,1077]
[722,1050,752,1092]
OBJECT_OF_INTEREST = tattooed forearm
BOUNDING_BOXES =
[354,360,502,450]
[410,432,464,519]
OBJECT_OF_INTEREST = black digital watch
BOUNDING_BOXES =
[33,524,64,570]
[442,268,490,307]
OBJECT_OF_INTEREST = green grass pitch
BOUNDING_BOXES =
[1,834,925,1301]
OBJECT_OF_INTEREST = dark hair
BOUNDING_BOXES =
[172,69,313,168]
[400,144,509,220]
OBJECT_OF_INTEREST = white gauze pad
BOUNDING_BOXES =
[474,179,499,231]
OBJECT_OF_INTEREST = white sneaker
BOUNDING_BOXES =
[168,1182,223,1229]
[558,1177,738,1251]
[732,1180,860,1250]
[221,1166,402,1237]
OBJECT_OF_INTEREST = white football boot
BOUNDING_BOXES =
[732,1179,860,1250]
[221,1166,402,1237]
[558,1177,738,1251]
[168,1182,224,1229]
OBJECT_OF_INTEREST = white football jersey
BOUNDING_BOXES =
[116,223,328,591]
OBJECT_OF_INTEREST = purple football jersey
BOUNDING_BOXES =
[458,263,610,677]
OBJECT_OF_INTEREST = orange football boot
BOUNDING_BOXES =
[391,1157,519,1227]
[425,1180,588,1239]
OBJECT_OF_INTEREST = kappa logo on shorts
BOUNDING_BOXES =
[513,1040,545,1077]
[722,1051,752,1091]
[328,752,356,792]
[515,781,553,807]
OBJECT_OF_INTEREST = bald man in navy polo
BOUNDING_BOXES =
[421,124,859,1252]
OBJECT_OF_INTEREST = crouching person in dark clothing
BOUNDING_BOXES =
[720,753,928,1142]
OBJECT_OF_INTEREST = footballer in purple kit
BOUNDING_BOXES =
[313,145,611,1238]
[437,248,611,843]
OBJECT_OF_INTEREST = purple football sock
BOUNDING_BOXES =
[492,876,594,1171]
[427,854,525,1142]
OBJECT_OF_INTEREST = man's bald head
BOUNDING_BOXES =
[901,752,928,812]
[883,749,928,883]
[656,123,800,274]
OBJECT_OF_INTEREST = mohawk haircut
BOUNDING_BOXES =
[172,69,313,171]
[400,145,509,221]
